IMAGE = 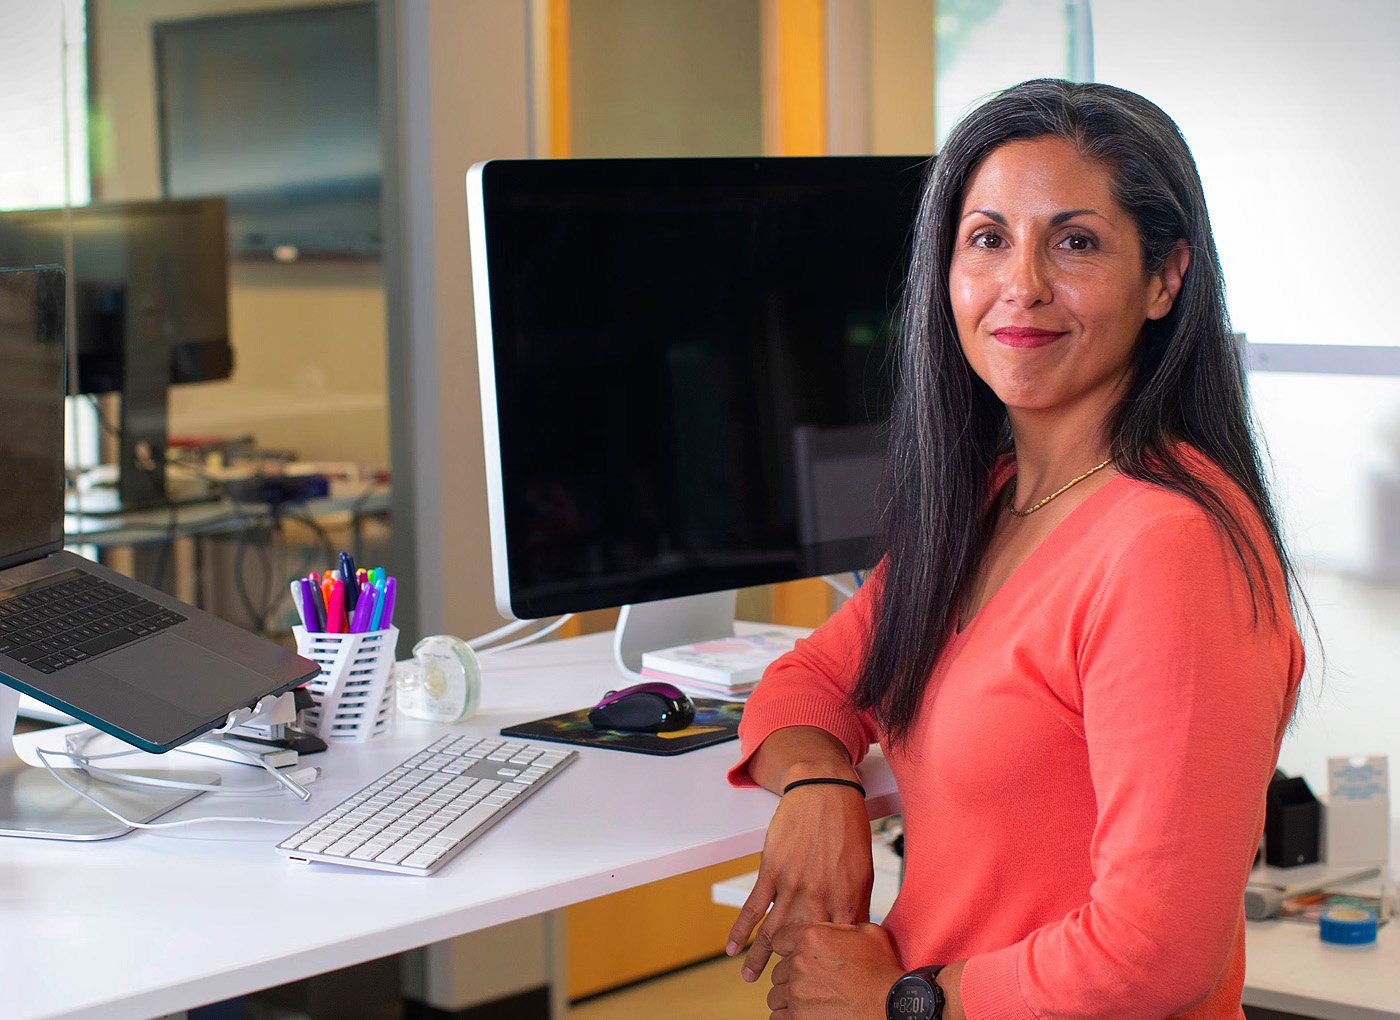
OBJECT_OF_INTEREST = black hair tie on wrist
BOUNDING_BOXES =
[782,777,867,798]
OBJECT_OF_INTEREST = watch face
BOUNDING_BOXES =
[889,975,940,1019]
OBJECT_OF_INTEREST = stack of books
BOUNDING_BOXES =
[639,631,799,700]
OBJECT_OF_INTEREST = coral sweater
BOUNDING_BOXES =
[729,453,1304,1020]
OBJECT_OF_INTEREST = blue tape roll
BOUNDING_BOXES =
[1319,907,1378,945]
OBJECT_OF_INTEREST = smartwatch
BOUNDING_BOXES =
[886,965,945,1020]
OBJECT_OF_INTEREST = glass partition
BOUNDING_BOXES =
[0,0,394,639]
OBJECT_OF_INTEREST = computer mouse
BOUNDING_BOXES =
[588,681,696,732]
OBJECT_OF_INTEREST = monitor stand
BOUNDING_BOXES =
[612,590,737,681]
[0,685,213,840]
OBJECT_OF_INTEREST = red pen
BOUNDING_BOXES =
[326,579,346,633]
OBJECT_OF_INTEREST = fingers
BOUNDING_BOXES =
[769,919,810,959]
[741,913,780,981]
[726,873,775,957]
[770,954,792,987]
[766,979,789,1014]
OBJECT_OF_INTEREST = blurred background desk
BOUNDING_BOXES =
[62,487,392,635]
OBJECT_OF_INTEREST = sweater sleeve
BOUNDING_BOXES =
[726,573,883,788]
[960,514,1301,1020]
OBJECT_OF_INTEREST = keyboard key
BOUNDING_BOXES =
[75,630,137,657]
[375,846,414,865]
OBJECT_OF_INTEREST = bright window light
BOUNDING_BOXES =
[0,0,89,212]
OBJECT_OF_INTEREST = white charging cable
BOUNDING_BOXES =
[468,614,576,653]
[34,747,313,829]
[476,613,575,657]
[822,575,857,599]
[466,618,536,649]
[49,728,313,801]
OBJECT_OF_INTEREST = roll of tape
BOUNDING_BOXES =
[1319,907,1378,945]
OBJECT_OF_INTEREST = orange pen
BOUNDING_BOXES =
[321,576,337,630]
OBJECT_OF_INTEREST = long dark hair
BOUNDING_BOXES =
[851,78,1312,743]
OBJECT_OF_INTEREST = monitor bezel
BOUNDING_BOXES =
[467,156,922,621]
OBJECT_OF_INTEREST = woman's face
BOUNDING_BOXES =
[949,135,1186,418]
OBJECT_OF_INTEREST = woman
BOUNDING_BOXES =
[724,79,1307,1020]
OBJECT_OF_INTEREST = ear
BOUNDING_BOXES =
[1146,239,1191,321]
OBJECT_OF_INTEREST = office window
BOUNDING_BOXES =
[934,0,1082,149]
[933,1,1400,354]
[0,1,89,211]
[1093,0,1400,351]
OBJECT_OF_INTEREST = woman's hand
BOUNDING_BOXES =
[726,767,874,982]
[765,921,904,1020]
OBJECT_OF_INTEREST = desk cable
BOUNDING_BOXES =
[476,613,575,657]
[32,729,318,830]
[821,574,864,599]
[467,617,542,649]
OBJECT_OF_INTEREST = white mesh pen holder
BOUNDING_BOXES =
[293,626,399,741]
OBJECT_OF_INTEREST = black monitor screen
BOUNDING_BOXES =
[476,157,928,618]
[0,267,65,569]
[0,199,230,394]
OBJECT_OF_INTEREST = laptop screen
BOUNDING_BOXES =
[0,267,65,570]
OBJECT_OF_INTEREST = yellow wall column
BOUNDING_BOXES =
[764,0,835,629]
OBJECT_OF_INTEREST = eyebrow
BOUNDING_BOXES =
[965,208,1103,226]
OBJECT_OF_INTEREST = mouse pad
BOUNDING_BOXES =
[500,699,743,756]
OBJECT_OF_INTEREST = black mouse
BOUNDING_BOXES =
[588,681,696,732]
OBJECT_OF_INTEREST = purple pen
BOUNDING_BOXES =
[350,584,378,633]
[300,577,321,631]
[379,577,397,630]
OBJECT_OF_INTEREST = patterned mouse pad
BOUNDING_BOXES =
[500,698,743,756]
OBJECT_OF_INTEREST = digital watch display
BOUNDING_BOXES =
[886,965,946,1020]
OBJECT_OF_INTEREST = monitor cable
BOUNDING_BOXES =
[476,614,575,657]
[822,575,858,599]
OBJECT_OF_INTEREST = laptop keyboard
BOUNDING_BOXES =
[0,568,185,673]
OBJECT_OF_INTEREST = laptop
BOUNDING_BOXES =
[0,266,320,753]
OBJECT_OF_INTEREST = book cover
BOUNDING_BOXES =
[640,631,798,687]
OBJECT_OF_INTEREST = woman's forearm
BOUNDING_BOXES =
[747,725,861,794]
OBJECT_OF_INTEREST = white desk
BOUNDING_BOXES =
[0,631,897,1020]
[5,630,1394,1020]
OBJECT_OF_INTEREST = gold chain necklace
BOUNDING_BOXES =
[1006,457,1113,517]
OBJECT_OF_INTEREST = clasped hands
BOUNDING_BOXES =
[736,918,904,1020]
[724,782,903,1020]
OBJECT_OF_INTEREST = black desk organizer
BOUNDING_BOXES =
[1266,774,1321,867]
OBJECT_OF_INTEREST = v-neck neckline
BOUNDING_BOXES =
[951,467,1127,642]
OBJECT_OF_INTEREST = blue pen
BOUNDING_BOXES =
[349,584,378,633]
[369,578,388,631]
[340,551,359,610]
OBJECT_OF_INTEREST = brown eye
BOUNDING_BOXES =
[972,230,1004,249]
[1059,233,1095,251]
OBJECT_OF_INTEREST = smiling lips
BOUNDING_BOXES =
[993,326,1066,349]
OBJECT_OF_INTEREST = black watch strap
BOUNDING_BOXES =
[886,965,945,1020]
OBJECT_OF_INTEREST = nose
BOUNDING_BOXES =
[1004,243,1052,308]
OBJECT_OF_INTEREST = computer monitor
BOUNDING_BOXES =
[0,199,231,509]
[468,156,926,672]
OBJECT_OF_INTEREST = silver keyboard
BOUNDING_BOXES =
[277,734,578,875]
